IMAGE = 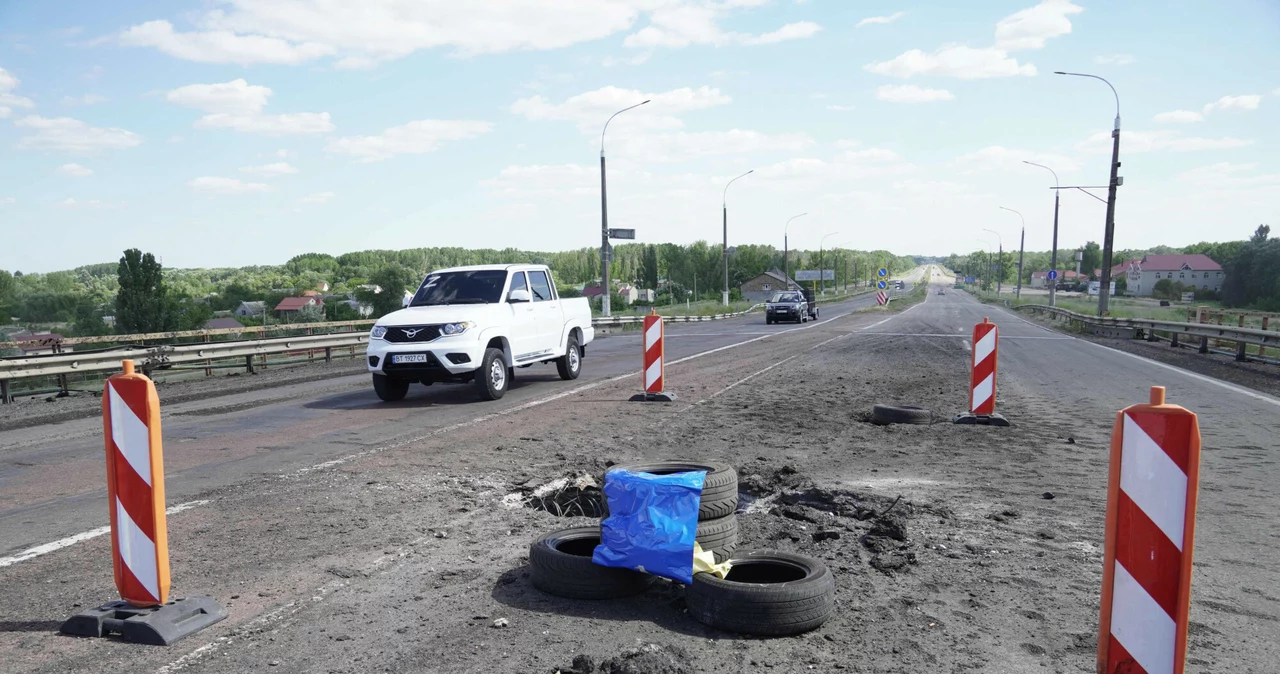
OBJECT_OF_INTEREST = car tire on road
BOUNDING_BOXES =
[871,403,932,425]
[685,550,835,636]
[372,374,409,402]
[604,461,739,521]
[556,335,582,381]
[529,527,651,599]
[474,347,509,401]
[696,514,739,563]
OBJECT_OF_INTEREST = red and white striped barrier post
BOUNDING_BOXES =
[1097,385,1202,674]
[953,317,1009,426]
[631,310,676,402]
[61,360,225,645]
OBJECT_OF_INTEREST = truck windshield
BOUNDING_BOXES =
[409,270,508,306]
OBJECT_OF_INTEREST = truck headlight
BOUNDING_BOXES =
[441,321,474,336]
[370,326,387,339]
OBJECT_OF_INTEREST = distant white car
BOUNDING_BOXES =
[366,264,594,402]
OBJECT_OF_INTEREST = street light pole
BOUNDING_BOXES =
[722,170,753,306]
[982,228,1004,295]
[1056,71,1121,316]
[818,232,839,295]
[1023,161,1061,307]
[599,99,649,317]
[784,213,807,284]
[998,207,1025,299]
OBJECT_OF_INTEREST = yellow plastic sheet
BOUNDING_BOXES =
[692,542,732,579]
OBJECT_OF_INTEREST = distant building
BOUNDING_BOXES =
[274,296,324,318]
[616,284,638,304]
[582,285,606,300]
[316,281,330,292]
[1125,254,1225,297]
[739,269,801,303]
[4,330,67,356]
[301,289,323,298]
[234,301,266,318]
[636,289,656,303]
[203,317,245,331]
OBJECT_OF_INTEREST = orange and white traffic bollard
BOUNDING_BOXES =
[1097,386,1202,674]
[953,318,1009,426]
[61,360,226,645]
[631,310,676,402]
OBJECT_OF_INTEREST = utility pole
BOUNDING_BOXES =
[983,228,1004,296]
[599,100,649,317]
[722,170,753,306]
[1056,71,1121,316]
[1024,161,1061,307]
[784,213,807,284]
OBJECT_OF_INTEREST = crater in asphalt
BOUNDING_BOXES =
[504,472,605,518]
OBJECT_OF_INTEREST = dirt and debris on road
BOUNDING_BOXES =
[0,296,1274,673]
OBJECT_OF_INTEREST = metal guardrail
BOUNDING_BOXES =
[0,319,377,349]
[1015,304,1279,361]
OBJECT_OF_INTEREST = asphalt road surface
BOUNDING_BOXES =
[1,266,1274,673]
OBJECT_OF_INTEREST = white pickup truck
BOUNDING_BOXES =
[366,264,595,401]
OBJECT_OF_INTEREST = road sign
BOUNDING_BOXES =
[607,228,635,240]
[965,276,975,284]
[877,268,888,278]
[876,291,889,305]
[795,270,819,281]
[877,280,888,290]
[1047,270,1059,281]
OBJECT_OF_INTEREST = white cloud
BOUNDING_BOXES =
[239,162,299,177]
[168,136,184,143]
[59,198,125,209]
[167,79,270,114]
[120,20,335,65]
[865,45,1036,79]
[994,0,1083,51]
[512,85,731,132]
[167,79,334,135]
[949,146,1082,175]
[58,163,94,177]
[1077,129,1253,153]
[623,3,820,49]
[612,129,815,163]
[875,84,955,103]
[15,116,142,154]
[0,197,15,205]
[299,191,336,204]
[60,94,108,106]
[1202,94,1261,114]
[1153,110,1203,124]
[865,1,1079,80]
[121,1,799,66]
[274,149,290,158]
[187,176,273,194]
[1094,54,1136,66]
[834,139,860,149]
[0,66,35,118]
[826,104,857,111]
[856,12,906,28]
[326,119,493,162]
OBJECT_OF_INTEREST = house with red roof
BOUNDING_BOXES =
[1124,254,1224,297]
[275,296,324,318]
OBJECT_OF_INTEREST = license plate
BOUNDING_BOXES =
[391,354,428,364]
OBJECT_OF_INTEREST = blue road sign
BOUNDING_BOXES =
[1047,270,1059,280]
[877,280,888,290]
[876,267,888,277]
[965,276,975,283]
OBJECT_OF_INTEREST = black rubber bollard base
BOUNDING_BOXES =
[60,596,226,645]
[629,392,677,402]
[952,412,1011,427]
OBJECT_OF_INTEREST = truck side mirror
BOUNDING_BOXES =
[508,289,532,303]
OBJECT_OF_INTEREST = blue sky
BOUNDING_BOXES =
[1,0,1277,272]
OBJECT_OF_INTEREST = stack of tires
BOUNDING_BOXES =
[528,461,835,637]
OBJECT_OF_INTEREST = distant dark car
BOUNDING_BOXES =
[766,291,808,324]
[937,288,946,295]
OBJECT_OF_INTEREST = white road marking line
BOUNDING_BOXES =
[706,355,801,401]
[0,500,210,568]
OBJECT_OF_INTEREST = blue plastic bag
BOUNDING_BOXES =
[592,468,706,584]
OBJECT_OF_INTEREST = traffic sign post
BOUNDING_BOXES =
[1047,270,1059,281]
[877,268,888,278]
[877,280,888,290]
[607,228,636,240]
[953,319,1010,427]
[876,291,889,306]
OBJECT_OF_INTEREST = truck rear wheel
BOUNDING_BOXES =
[556,335,581,381]
[372,374,409,402]
[474,347,508,400]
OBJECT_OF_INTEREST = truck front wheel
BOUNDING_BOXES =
[474,347,509,400]
[372,373,410,402]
